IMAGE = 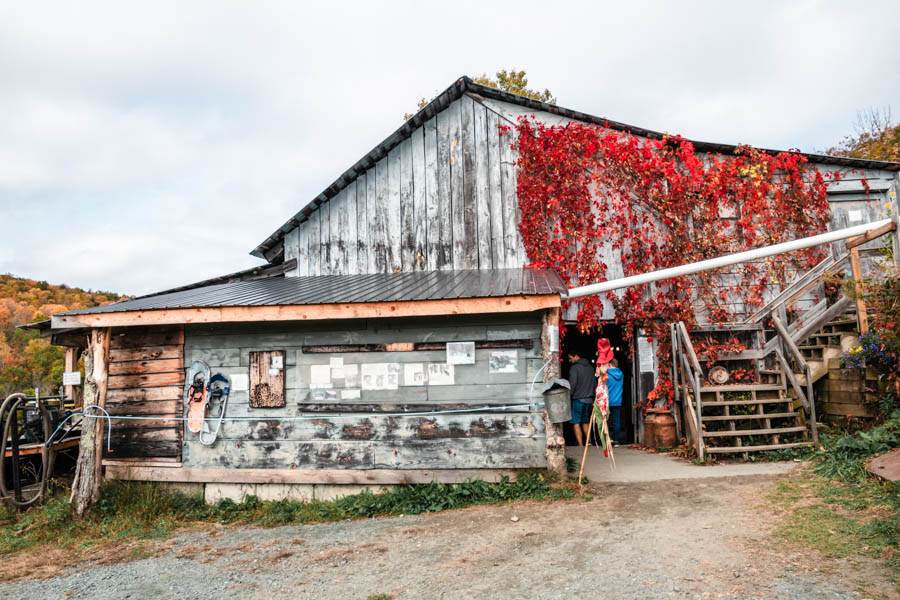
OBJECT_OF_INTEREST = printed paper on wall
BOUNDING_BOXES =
[446,341,475,365]
[427,363,455,385]
[489,350,518,374]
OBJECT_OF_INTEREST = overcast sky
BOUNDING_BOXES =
[1,1,898,295]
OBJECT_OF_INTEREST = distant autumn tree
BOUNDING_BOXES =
[827,107,900,162]
[404,69,556,120]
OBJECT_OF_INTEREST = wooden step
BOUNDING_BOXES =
[700,384,784,392]
[704,441,814,454]
[696,398,789,407]
[703,426,807,438]
[702,412,798,421]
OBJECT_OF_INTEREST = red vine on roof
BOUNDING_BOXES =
[508,117,839,406]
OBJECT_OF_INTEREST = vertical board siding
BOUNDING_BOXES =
[374,158,389,273]
[500,119,521,268]
[411,126,427,271]
[486,110,506,268]
[366,168,378,274]
[308,210,321,276]
[345,180,358,275]
[459,96,479,270]
[436,105,455,269]
[400,137,416,271]
[474,101,493,269]
[424,116,441,271]
[387,145,403,272]
[319,200,331,276]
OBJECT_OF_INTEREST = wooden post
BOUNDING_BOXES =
[541,307,566,476]
[849,246,868,335]
[64,346,79,408]
[70,328,110,516]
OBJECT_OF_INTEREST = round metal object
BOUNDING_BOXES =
[543,385,572,424]
[708,365,730,385]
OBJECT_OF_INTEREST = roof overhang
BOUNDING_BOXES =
[50,294,561,329]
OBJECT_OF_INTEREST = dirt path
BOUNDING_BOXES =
[3,475,895,599]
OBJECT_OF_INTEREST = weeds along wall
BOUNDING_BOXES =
[177,312,547,472]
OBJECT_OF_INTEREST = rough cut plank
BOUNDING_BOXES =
[308,210,321,276]
[109,427,178,443]
[355,176,368,275]
[458,96,478,269]
[446,100,463,270]
[366,167,378,274]
[108,371,184,390]
[110,418,179,430]
[296,223,310,277]
[215,413,543,442]
[106,466,526,485]
[105,400,180,415]
[437,102,462,270]
[110,328,184,349]
[486,110,505,268]
[373,437,545,469]
[249,350,286,408]
[109,345,183,363]
[473,100,492,268]
[330,187,346,275]
[424,115,441,271]
[345,179,358,275]
[106,440,180,459]
[319,200,331,276]
[183,440,375,469]
[108,358,183,376]
[387,144,403,272]
[400,135,416,271]
[292,403,532,413]
[411,125,427,271]
[374,157,389,273]
[500,123,520,267]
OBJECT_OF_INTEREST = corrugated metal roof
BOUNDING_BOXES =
[250,75,900,260]
[59,268,566,316]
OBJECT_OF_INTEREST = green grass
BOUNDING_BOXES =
[769,412,900,582]
[0,472,574,559]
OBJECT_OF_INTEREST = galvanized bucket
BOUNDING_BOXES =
[543,383,572,424]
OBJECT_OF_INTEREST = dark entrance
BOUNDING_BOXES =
[559,322,634,446]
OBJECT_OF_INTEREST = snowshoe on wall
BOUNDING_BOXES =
[186,361,210,435]
[199,373,230,446]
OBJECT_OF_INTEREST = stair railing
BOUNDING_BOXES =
[671,321,704,460]
[771,315,819,444]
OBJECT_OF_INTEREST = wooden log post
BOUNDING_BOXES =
[849,246,868,335]
[70,328,111,516]
[541,307,566,476]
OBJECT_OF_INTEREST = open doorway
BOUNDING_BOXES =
[559,322,634,446]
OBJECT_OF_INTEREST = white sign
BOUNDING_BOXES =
[270,355,284,369]
[62,371,81,386]
[231,374,249,391]
[638,337,655,373]
[847,209,863,223]
[329,357,344,368]
[427,363,455,386]
[548,326,560,353]
[489,350,518,374]
[310,364,332,388]
[341,389,361,400]
[403,363,426,386]
[446,342,475,365]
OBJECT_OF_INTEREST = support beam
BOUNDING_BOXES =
[849,247,869,335]
[52,295,561,329]
[541,307,566,476]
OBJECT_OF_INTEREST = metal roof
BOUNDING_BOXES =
[251,75,900,260]
[58,268,566,316]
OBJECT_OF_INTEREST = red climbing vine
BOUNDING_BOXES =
[510,117,838,406]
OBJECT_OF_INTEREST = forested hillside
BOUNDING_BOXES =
[0,274,123,396]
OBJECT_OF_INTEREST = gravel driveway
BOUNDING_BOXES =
[1,475,891,599]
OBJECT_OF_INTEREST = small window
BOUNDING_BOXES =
[249,350,286,408]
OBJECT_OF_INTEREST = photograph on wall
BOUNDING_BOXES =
[386,363,400,389]
[489,350,518,374]
[427,363,455,385]
[446,341,475,365]
[403,363,426,386]
[343,364,359,388]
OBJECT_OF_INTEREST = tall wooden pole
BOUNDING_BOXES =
[849,247,868,335]
[541,307,566,476]
[70,328,110,516]
[63,346,79,408]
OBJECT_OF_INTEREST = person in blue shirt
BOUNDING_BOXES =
[606,358,625,445]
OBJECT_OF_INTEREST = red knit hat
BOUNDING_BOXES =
[596,338,614,364]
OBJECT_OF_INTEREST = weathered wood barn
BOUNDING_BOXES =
[45,76,900,500]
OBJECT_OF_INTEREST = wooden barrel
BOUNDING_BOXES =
[644,409,677,449]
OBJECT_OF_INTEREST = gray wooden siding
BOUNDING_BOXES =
[181,314,546,470]
[285,96,527,277]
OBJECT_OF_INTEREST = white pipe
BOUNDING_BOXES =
[565,218,893,299]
